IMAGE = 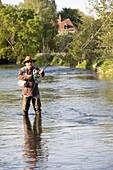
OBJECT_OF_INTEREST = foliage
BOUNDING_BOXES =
[85,0,113,72]
[67,15,100,69]
[96,59,113,78]
[76,60,87,69]
[0,1,85,65]
[34,52,54,66]
[0,1,57,63]
[53,32,74,52]
[19,0,57,52]
[66,0,113,72]
[1,0,113,76]
[0,5,44,63]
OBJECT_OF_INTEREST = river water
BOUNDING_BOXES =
[1,65,113,170]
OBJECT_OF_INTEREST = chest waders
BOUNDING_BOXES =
[22,96,41,117]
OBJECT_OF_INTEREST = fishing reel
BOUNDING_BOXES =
[33,69,41,83]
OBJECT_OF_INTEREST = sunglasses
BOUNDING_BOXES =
[26,60,32,63]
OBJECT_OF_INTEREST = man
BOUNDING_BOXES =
[18,56,44,117]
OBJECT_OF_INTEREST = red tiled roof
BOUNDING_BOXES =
[58,16,75,32]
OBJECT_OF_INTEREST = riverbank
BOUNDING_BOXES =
[1,54,113,79]
[76,59,113,79]
[95,59,113,78]
[35,54,113,79]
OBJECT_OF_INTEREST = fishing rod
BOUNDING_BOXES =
[38,62,51,76]
[43,62,51,70]
[61,10,113,53]
[61,24,93,52]
[81,11,113,50]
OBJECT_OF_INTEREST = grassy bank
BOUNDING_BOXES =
[76,59,113,79]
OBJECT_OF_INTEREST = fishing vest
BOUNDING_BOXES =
[18,66,41,87]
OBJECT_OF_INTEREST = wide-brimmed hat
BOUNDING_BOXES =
[24,56,35,64]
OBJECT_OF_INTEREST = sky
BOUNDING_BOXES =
[1,0,89,15]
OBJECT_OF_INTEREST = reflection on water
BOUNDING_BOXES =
[23,115,48,169]
[1,65,113,169]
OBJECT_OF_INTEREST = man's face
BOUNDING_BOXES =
[25,60,33,69]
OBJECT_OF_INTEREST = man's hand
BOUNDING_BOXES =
[26,75,32,80]
[39,69,45,77]
[39,69,44,74]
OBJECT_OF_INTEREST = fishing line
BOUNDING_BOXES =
[61,23,93,52]
[61,10,113,53]
[81,11,113,50]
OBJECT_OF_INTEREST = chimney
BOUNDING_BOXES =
[58,14,61,23]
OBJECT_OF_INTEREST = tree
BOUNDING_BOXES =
[54,32,74,52]
[87,0,113,17]
[0,5,19,60]
[19,0,57,51]
[67,13,102,68]
[0,5,44,62]
[15,9,43,61]
[0,0,3,8]
[87,0,113,61]
[68,0,113,69]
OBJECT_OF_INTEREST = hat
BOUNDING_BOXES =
[24,56,35,64]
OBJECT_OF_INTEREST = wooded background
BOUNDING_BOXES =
[1,0,113,74]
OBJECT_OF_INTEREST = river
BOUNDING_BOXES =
[0,65,113,170]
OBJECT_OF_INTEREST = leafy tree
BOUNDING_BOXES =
[15,10,43,62]
[19,0,57,51]
[54,32,74,52]
[67,13,102,68]
[0,5,18,60]
[87,0,113,17]
[0,5,44,62]
[87,0,113,62]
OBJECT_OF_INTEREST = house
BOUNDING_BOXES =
[57,15,76,33]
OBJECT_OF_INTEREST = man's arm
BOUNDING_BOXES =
[18,68,32,80]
